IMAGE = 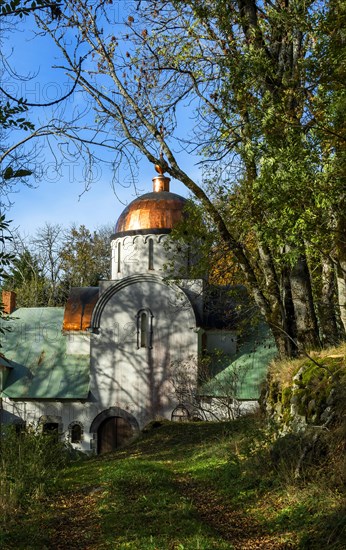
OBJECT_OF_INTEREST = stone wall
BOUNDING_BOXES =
[263,355,345,434]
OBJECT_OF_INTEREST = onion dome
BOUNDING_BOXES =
[114,166,187,236]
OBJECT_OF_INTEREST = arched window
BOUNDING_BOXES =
[117,242,121,273]
[148,238,154,270]
[136,308,154,349]
[69,422,83,443]
[171,405,190,422]
[140,311,147,347]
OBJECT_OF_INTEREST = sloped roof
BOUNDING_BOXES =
[0,308,89,399]
[202,322,276,400]
[63,287,99,331]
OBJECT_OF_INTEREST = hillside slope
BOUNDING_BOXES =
[1,410,345,550]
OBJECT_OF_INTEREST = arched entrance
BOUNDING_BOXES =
[97,416,133,454]
[90,407,139,455]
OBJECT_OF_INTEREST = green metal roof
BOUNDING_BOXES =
[0,307,275,402]
[203,322,277,400]
[0,308,90,399]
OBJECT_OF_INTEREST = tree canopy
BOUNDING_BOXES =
[2,222,111,306]
[18,0,346,356]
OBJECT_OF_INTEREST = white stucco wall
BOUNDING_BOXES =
[111,234,189,279]
[198,397,259,421]
[1,398,101,453]
[65,332,90,355]
[89,275,199,428]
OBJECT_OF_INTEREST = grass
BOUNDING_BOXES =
[1,414,345,550]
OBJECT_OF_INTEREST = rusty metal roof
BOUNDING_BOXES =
[114,191,187,234]
[63,287,99,331]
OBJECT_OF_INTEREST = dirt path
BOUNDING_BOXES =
[45,478,294,550]
[45,488,104,550]
[176,477,295,549]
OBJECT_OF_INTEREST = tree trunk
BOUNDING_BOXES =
[336,260,346,336]
[335,211,346,336]
[281,265,298,355]
[290,254,321,351]
[257,243,296,357]
[318,256,339,346]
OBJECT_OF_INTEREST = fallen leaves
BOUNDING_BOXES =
[44,488,103,550]
[175,476,295,549]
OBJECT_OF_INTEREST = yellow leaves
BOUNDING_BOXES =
[209,247,241,286]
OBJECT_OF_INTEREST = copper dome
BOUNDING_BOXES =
[114,173,187,235]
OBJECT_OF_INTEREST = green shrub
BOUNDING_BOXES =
[0,425,69,519]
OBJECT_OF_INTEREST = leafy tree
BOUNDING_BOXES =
[0,0,62,18]
[59,223,111,291]
[3,248,47,307]
[36,0,345,356]
[0,214,13,285]
[4,222,111,306]
[313,0,346,335]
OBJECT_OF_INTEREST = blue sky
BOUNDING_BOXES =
[9,156,192,235]
[1,4,199,236]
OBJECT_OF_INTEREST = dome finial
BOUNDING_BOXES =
[153,149,170,191]
[154,150,165,176]
[153,153,170,192]
[154,163,164,175]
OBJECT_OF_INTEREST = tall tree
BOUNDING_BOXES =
[60,224,111,291]
[31,223,65,305]
[37,0,345,356]
[4,222,112,306]
[3,248,47,307]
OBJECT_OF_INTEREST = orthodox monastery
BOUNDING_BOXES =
[0,167,275,453]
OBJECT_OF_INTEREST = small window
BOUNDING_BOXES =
[117,242,121,273]
[171,405,190,422]
[68,421,83,443]
[136,308,154,349]
[43,422,59,433]
[71,424,81,443]
[14,423,26,436]
[140,312,147,347]
[148,238,154,270]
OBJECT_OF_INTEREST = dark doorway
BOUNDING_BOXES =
[97,416,133,454]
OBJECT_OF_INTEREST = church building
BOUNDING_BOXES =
[0,166,276,453]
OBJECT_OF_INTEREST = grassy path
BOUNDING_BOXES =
[175,476,291,549]
[1,419,345,549]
